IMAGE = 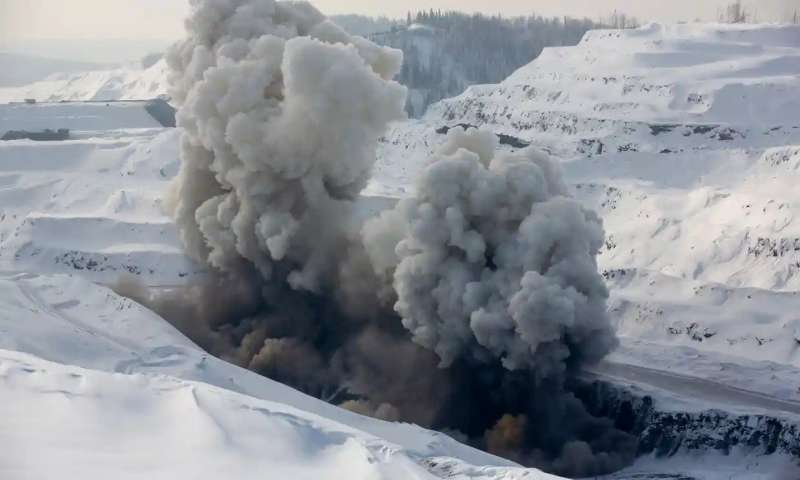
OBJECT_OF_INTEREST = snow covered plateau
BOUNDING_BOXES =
[1,21,800,480]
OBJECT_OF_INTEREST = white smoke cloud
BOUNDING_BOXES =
[366,127,616,376]
[165,0,406,292]
[152,2,631,475]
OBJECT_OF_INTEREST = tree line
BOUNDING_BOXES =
[335,11,611,116]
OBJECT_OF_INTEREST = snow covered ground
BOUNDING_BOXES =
[2,21,800,479]
[0,273,563,480]
[0,127,196,285]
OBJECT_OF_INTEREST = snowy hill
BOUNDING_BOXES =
[0,273,559,479]
[0,59,169,104]
[376,23,800,371]
[0,127,192,284]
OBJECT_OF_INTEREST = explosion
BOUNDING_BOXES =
[120,0,637,476]
[370,128,616,373]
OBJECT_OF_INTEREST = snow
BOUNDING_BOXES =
[0,128,196,285]
[504,22,800,126]
[588,360,800,417]
[1,21,800,479]
[0,349,539,480]
[0,271,565,480]
[0,59,169,104]
[603,338,800,409]
[604,451,799,480]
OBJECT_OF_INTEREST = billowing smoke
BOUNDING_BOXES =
[361,127,634,474]
[164,0,406,291]
[120,0,637,476]
[368,128,616,373]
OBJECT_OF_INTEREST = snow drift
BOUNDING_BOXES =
[122,0,631,476]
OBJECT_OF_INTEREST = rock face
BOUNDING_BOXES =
[578,380,800,459]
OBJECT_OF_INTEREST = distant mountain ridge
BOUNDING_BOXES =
[0,58,169,103]
[0,52,107,88]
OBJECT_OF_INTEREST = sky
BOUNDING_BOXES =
[0,0,795,62]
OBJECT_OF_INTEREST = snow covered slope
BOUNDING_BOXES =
[377,22,800,179]
[0,59,169,104]
[0,127,197,284]
[0,272,562,480]
[376,22,800,370]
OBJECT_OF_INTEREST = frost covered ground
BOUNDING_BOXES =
[1,21,800,480]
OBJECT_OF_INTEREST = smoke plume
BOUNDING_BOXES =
[369,128,617,373]
[121,0,637,476]
[165,0,406,292]
[361,127,634,474]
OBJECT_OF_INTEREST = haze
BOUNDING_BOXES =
[0,0,794,62]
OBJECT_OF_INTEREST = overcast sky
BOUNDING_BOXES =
[0,0,795,62]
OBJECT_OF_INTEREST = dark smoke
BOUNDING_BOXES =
[117,0,638,476]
